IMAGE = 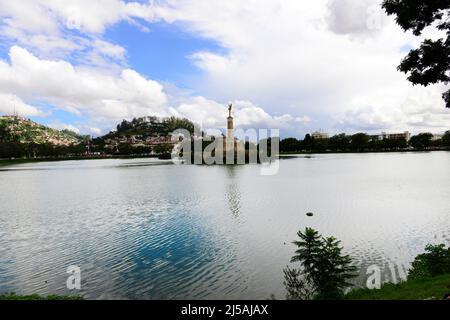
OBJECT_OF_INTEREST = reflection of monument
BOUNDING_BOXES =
[225,166,241,217]
[226,103,235,152]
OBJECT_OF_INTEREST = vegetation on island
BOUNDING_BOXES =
[284,228,450,300]
[382,0,450,108]
[111,116,197,137]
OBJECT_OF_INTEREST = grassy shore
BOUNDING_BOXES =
[345,274,450,300]
[0,293,83,300]
[2,275,450,300]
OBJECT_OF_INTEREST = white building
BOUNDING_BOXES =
[374,131,411,141]
[311,131,329,140]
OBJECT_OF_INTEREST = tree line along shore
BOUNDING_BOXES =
[1,115,449,161]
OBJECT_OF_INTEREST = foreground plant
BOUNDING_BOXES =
[284,227,358,300]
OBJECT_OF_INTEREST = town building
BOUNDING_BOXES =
[373,131,411,141]
[311,131,329,140]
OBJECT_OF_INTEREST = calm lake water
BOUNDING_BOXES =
[0,152,449,299]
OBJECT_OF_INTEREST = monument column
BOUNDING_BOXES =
[226,104,234,152]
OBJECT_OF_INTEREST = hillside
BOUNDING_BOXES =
[0,116,83,146]
[102,116,196,139]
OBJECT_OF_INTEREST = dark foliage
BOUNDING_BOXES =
[278,131,445,153]
[408,244,450,280]
[0,142,86,158]
[382,0,450,107]
[115,116,196,136]
[409,132,433,149]
[443,130,450,146]
[284,228,358,300]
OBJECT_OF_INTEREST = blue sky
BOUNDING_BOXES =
[27,20,226,129]
[104,21,225,88]
[0,0,448,137]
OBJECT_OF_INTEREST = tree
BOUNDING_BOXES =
[329,134,351,151]
[117,119,133,132]
[442,130,450,146]
[280,138,301,153]
[163,117,196,135]
[303,134,313,151]
[285,228,358,300]
[350,133,370,151]
[384,137,408,149]
[408,244,450,280]
[153,143,174,155]
[0,121,6,142]
[409,132,433,149]
[0,142,24,158]
[382,0,450,108]
[117,143,134,155]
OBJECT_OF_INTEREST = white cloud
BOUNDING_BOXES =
[0,0,157,35]
[0,46,168,121]
[326,0,388,36]
[173,96,309,132]
[0,46,303,136]
[0,93,46,117]
[48,122,81,134]
[48,123,104,137]
[0,0,448,136]
[93,40,126,60]
[0,0,154,66]
[149,0,450,133]
[87,127,102,136]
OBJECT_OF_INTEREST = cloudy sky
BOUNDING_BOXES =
[0,0,448,137]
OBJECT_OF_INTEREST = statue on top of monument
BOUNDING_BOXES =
[228,103,233,118]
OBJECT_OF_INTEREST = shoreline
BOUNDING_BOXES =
[279,147,450,155]
[0,154,162,166]
[1,149,449,166]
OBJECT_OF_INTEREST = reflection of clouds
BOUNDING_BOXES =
[2,154,450,299]
[0,159,249,299]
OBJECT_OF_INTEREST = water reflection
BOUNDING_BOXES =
[0,153,449,299]
[224,166,242,218]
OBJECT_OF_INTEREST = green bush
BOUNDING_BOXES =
[284,228,358,300]
[408,244,450,280]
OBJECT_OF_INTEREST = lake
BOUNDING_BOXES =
[0,152,449,299]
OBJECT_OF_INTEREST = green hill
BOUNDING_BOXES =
[103,116,196,139]
[0,116,84,146]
